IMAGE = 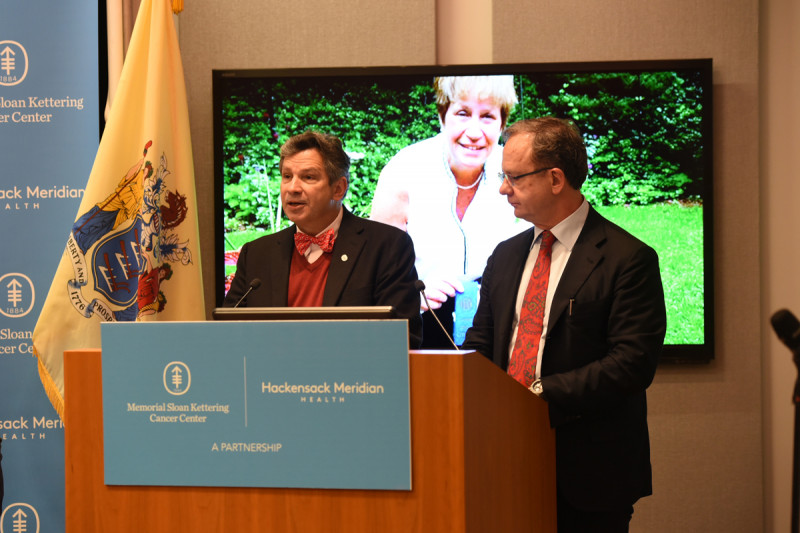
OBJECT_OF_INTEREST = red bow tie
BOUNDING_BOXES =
[294,229,336,254]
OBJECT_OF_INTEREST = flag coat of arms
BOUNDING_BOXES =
[33,0,204,419]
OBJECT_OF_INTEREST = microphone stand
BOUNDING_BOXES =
[415,281,460,352]
[793,350,800,533]
[769,308,800,532]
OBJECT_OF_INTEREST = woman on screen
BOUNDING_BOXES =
[370,75,527,346]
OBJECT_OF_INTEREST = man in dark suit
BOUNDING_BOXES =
[462,118,666,532]
[224,131,422,348]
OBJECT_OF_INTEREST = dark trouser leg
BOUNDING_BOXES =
[557,487,633,533]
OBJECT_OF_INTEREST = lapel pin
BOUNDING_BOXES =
[341,254,348,262]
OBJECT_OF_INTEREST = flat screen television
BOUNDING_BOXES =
[213,59,714,363]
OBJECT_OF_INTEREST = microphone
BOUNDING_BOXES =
[233,278,262,308]
[415,280,460,352]
[771,309,800,353]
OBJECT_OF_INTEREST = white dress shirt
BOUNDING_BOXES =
[507,199,590,378]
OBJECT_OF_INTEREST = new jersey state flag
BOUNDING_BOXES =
[33,0,204,419]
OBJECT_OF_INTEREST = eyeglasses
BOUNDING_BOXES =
[498,167,554,187]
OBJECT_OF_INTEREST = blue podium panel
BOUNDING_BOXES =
[101,321,411,490]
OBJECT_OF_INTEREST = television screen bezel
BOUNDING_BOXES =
[212,58,714,364]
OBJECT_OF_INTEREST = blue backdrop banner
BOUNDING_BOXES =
[0,2,99,532]
[101,321,412,490]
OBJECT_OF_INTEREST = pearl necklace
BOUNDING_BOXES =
[454,170,484,190]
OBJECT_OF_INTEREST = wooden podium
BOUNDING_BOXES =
[64,349,556,532]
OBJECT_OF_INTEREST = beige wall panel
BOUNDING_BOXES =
[436,0,492,64]
[761,0,800,531]
[491,0,762,531]
[178,0,437,309]
[640,411,763,530]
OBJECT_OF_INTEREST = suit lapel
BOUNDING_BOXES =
[271,228,295,306]
[322,209,364,306]
[495,228,537,356]
[549,207,605,330]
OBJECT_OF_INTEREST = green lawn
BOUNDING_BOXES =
[595,203,704,345]
[225,202,704,345]
[223,229,268,280]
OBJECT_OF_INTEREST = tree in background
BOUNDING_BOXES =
[520,70,705,206]
[221,76,438,233]
[221,69,706,233]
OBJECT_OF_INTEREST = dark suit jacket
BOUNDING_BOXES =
[462,206,666,511]
[224,209,423,348]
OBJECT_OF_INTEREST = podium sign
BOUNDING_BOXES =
[100,321,411,490]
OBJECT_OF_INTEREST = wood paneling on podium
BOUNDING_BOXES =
[65,349,555,532]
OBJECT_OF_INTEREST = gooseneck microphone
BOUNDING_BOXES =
[233,278,262,308]
[415,280,460,352]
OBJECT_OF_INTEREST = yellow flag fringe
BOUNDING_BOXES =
[37,354,65,421]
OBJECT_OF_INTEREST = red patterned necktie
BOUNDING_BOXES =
[294,229,336,255]
[508,230,556,388]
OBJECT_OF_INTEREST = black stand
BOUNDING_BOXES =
[793,356,799,533]
[769,308,800,533]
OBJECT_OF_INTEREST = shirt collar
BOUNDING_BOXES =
[532,198,589,251]
[296,206,344,239]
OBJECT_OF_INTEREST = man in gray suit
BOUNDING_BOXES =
[463,118,666,532]
[224,131,422,348]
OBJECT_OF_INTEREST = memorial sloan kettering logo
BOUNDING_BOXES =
[0,272,34,318]
[0,40,28,86]
[164,361,191,395]
[1,39,88,132]
[1,503,40,533]
[125,361,230,424]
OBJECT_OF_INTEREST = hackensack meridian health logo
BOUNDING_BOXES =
[164,361,191,395]
[0,41,29,86]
